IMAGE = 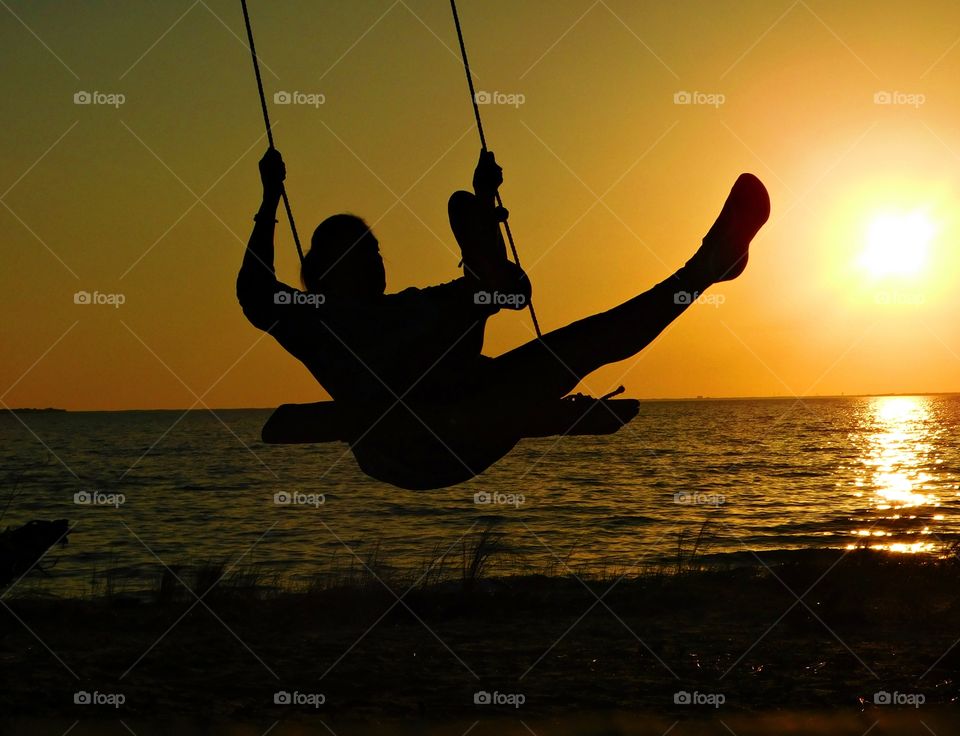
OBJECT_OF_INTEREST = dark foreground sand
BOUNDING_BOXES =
[4,711,960,736]
[2,549,959,731]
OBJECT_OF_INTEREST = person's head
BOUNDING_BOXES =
[301,214,385,300]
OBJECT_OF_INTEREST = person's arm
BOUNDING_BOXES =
[449,150,531,310]
[237,149,288,331]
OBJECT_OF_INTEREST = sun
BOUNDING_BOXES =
[858,210,936,278]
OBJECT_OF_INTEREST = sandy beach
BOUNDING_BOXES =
[3,549,958,729]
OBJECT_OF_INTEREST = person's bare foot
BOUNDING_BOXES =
[687,174,770,284]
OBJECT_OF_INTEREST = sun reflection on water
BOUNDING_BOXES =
[848,396,941,554]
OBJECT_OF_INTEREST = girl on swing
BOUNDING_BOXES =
[238,148,769,488]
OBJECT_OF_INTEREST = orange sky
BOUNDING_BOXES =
[2,0,959,410]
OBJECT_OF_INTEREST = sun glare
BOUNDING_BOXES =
[859,211,936,278]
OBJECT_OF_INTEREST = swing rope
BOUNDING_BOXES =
[240,0,305,265]
[449,0,543,339]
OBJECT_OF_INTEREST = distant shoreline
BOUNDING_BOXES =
[5,407,67,413]
[7,391,958,413]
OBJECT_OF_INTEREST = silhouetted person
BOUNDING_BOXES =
[238,149,769,487]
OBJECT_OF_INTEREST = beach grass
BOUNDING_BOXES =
[3,537,960,725]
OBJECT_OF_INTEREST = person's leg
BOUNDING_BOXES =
[483,268,706,401]
[480,173,770,402]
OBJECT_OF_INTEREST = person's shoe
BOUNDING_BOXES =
[686,173,770,284]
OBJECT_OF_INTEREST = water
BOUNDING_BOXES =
[2,395,959,596]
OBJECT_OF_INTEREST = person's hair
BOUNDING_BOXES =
[301,214,385,298]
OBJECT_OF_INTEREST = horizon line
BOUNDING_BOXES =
[7,390,959,413]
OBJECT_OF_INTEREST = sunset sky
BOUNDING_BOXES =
[2,0,959,410]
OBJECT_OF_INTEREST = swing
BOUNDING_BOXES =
[240,0,639,489]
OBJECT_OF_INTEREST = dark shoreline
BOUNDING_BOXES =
[3,710,958,735]
[3,549,959,723]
